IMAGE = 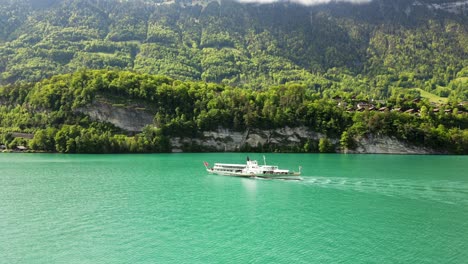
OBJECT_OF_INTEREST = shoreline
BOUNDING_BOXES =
[1,149,452,155]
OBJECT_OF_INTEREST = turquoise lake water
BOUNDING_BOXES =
[1,153,467,263]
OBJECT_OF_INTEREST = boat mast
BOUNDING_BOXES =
[263,155,266,166]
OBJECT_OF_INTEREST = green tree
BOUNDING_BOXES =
[319,138,334,153]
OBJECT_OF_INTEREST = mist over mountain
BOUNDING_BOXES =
[0,0,466,99]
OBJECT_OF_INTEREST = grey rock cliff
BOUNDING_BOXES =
[350,135,437,154]
[171,127,325,152]
[75,102,436,154]
[76,101,155,132]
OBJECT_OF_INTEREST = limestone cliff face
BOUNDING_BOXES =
[76,102,437,154]
[76,101,154,132]
[349,135,438,154]
[170,127,325,152]
[172,128,437,154]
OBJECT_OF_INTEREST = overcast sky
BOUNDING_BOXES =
[236,0,373,5]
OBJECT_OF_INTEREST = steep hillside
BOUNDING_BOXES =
[1,70,467,154]
[0,0,466,100]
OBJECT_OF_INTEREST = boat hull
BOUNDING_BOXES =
[207,169,302,180]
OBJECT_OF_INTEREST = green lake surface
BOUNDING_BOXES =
[1,153,467,263]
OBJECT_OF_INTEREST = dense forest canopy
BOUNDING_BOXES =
[1,70,467,153]
[0,0,466,100]
[0,0,467,153]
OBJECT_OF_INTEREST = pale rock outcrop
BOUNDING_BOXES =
[350,135,437,154]
[76,101,154,132]
[76,101,437,154]
[171,127,324,152]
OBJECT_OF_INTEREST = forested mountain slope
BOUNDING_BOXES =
[0,0,466,100]
[1,69,467,153]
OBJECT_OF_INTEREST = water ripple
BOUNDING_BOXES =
[301,175,468,205]
[1,153,468,263]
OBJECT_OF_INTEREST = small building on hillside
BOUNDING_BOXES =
[0,145,6,150]
[378,107,388,112]
[357,102,368,110]
[338,102,348,108]
[357,102,375,111]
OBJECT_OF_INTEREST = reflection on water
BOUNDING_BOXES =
[1,153,467,263]
[241,178,258,195]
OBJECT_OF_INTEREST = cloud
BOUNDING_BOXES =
[235,0,373,6]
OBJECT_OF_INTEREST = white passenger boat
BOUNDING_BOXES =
[203,156,302,180]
